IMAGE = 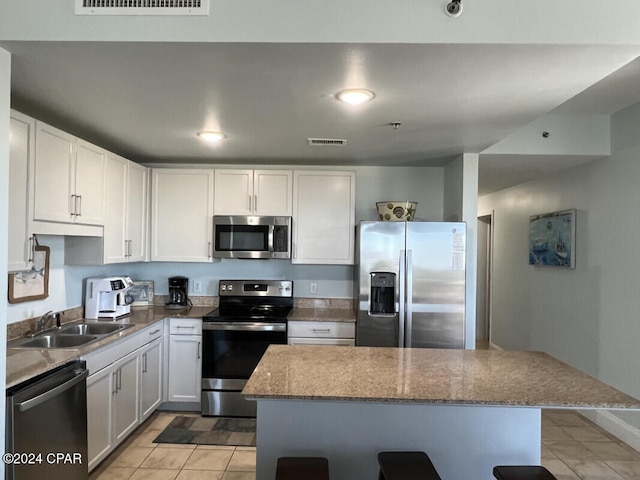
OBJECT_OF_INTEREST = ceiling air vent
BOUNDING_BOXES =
[76,0,210,15]
[307,138,347,146]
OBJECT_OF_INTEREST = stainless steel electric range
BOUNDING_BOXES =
[201,279,293,417]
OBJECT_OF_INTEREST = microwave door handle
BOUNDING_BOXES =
[268,224,275,252]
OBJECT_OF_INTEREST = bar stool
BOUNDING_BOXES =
[377,451,442,480]
[275,457,330,480]
[493,465,558,480]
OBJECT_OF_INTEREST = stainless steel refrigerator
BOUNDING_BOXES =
[355,221,466,348]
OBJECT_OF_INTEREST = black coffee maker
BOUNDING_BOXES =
[167,276,189,309]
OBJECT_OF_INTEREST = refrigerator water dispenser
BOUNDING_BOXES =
[369,272,396,315]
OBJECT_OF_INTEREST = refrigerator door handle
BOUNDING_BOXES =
[405,249,413,348]
[398,250,406,348]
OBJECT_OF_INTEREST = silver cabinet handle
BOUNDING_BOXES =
[142,353,148,373]
[312,328,331,333]
[117,367,122,391]
[112,371,118,394]
[70,194,77,216]
[149,329,161,335]
[197,341,201,359]
[208,241,212,259]
[28,236,34,262]
[77,195,82,217]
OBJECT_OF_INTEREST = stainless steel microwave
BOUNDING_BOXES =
[212,216,291,259]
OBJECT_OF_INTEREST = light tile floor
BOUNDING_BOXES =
[542,409,640,480]
[89,412,256,480]
[90,410,640,480]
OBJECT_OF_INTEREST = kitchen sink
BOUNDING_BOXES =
[18,334,99,349]
[8,322,136,349]
[58,323,134,336]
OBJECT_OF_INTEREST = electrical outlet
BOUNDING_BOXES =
[193,280,202,294]
[310,282,318,295]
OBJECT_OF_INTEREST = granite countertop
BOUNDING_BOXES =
[6,305,211,388]
[287,307,355,323]
[242,345,640,409]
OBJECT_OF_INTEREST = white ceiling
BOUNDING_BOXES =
[4,41,640,195]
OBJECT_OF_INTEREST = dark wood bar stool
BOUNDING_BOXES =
[275,457,330,480]
[493,465,558,480]
[377,451,442,480]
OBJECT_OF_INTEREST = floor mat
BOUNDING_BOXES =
[153,415,256,447]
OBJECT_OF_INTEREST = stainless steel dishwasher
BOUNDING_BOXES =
[5,361,89,480]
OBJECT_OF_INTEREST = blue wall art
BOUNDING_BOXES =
[529,209,576,268]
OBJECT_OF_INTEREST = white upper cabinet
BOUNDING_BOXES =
[126,161,148,262]
[103,154,128,263]
[292,170,356,265]
[103,154,148,263]
[8,111,34,272]
[151,168,215,262]
[33,121,106,226]
[214,169,292,216]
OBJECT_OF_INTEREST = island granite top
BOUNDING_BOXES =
[242,345,640,409]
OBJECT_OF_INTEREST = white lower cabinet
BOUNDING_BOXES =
[166,318,202,403]
[288,321,355,346]
[140,338,163,421]
[84,324,164,471]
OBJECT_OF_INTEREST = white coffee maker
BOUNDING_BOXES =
[85,276,135,319]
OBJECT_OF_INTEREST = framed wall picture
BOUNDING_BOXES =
[529,209,576,268]
[129,280,154,306]
[8,245,50,303]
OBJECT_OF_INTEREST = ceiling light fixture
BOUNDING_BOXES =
[336,89,375,105]
[197,131,226,143]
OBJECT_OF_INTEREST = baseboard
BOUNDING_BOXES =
[579,409,640,452]
[159,401,201,412]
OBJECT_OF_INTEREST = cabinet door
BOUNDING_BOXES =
[8,113,33,271]
[33,121,75,223]
[127,162,148,262]
[167,335,202,402]
[140,338,163,421]
[254,170,292,216]
[75,140,106,225]
[113,353,140,445]
[87,368,115,472]
[151,169,214,262]
[214,169,253,215]
[104,154,128,263]
[292,171,356,264]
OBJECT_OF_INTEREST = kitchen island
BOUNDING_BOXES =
[242,345,640,480]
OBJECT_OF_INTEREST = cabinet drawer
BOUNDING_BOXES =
[288,337,355,346]
[288,321,355,339]
[168,317,202,335]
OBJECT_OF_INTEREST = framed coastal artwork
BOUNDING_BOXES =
[8,245,50,303]
[129,280,154,306]
[529,209,576,268]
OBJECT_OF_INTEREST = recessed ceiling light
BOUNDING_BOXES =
[336,89,375,105]
[197,131,226,143]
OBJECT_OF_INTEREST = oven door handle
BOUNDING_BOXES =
[202,322,286,332]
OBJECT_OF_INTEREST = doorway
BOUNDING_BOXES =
[476,212,493,347]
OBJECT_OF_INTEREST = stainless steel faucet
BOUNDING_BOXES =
[36,311,56,333]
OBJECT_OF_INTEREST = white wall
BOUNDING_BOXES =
[478,102,640,443]
[4,0,640,45]
[7,165,444,324]
[0,47,11,475]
